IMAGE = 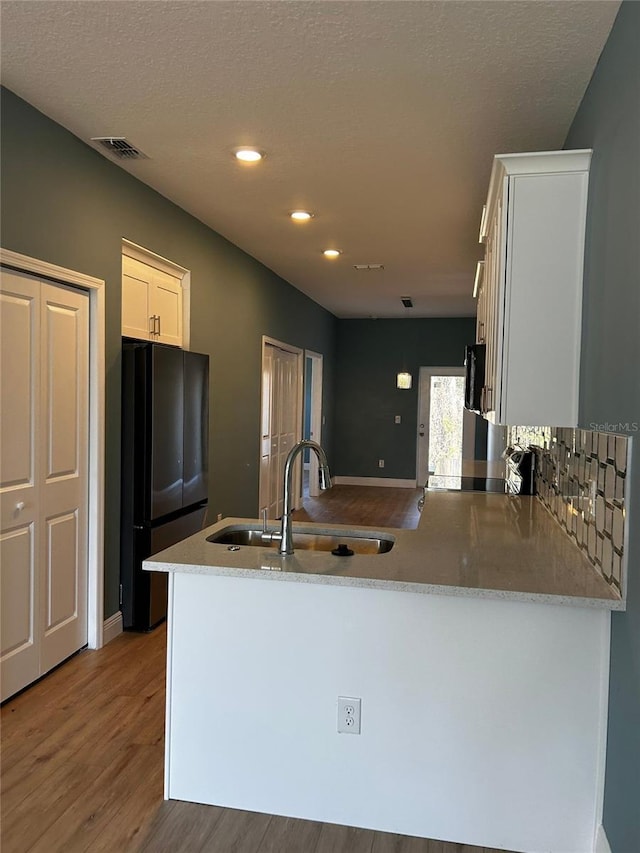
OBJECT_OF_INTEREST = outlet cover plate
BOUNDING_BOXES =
[337,696,361,734]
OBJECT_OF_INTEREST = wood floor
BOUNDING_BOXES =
[295,483,423,529]
[1,486,510,853]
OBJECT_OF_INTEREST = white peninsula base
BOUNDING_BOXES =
[164,571,610,853]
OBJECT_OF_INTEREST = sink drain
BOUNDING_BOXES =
[331,543,354,557]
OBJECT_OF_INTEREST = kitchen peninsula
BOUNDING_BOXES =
[146,487,623,853]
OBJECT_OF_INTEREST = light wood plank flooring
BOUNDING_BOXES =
[2,486,511,853]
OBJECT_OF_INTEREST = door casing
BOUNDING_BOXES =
[304,351,324,498]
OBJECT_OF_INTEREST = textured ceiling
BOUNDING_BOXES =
[0,1,620,318]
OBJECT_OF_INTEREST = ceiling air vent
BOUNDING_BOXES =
[91,137,149,160]
[401,297,413,308]
[353,264,384,271]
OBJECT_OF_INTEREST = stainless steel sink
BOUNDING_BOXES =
[206,525,394,555]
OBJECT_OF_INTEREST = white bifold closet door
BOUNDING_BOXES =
[1,268,89,701]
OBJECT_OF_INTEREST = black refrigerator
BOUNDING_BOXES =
[120,339,209,630]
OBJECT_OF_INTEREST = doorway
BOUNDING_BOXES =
[259,338,303,518]
[416,367,475,486]
[303,351,324,498]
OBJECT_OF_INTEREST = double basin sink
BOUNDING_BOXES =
[207,524,395,555]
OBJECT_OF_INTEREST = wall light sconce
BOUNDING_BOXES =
[397,372,412,390]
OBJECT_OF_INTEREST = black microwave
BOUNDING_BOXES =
[464,343,486,413]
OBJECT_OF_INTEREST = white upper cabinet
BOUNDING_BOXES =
[122,250,184,347]
[476,150,591,427]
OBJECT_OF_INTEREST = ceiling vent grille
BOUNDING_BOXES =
[401,297,413,308]
[91,137,149,160]
[353,264,384,271]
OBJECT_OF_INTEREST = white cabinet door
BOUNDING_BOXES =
[0,270,89,701]
[122,255,152,340]
[152,268,183,347]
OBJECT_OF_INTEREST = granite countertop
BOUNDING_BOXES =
[144,491,624,610]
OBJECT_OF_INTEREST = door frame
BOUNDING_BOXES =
[416,366,475,485]
[259,336,304,515]
[303,350,324,498]
[1,248,106,650]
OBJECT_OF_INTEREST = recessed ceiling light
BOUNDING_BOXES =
[234,148,264,163]
[290,210,314,221]
[323,249,341,259]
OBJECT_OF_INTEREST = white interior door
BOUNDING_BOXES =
[1,271,41,697]
[416,367,475,486]
[259,341,302,519]
[39,282,89,673]
[1,270,89,700]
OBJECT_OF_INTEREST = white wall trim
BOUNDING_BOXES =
[595,824,612,853]
[592,613,612,848]
[103,612,123,645]
[121,239,188,277]
[1,248,106,650]
[333,476,417,488]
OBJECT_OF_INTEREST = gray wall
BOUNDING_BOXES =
[333,318,475,479]
[0,88,337,619]
[564,3,640,850]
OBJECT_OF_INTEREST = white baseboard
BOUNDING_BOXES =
[333,476,417,488]
[595,824,612,853]
[103,611,123,644]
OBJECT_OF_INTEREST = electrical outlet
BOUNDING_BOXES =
[217,512,223,522]
[337,696,361,734]
[394,415,401,424]
[378,459,385,468]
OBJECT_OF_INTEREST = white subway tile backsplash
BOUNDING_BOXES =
[533,427,630,594]
[615,436,627,474]
[599,432,608,460]
[613,508,624,551]
[612,552,622,585]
